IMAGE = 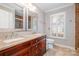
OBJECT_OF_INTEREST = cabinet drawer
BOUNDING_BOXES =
[22,41,31,47]
[31,39,37,45]
[31,36,45,45]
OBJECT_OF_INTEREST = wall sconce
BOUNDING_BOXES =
[27,3,36,12]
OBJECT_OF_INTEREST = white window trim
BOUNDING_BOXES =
[49,12,66,39]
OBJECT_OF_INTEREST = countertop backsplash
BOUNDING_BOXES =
[0,31,34,40]
[0,32,13,40]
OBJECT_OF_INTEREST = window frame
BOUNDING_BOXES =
[49,12,66,39]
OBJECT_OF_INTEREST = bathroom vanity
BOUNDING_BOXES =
[0,34,46,56]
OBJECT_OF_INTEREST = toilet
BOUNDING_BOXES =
[46,38,54,50]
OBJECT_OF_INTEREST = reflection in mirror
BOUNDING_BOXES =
[28,16,32,29]
[28,10,38,33]
[15,5,23,29]
[0,3,14,29]
[0,3,24,31]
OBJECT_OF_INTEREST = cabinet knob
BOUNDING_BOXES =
[36,45,38,48]
[36,40,38,42]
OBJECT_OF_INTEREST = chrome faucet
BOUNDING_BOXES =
[10,32,14,39]
[5,32,14,40]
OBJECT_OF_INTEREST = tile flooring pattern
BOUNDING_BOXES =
[44,45,78,56]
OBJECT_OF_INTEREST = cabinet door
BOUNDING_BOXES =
[39,39,46,55]
[3,43,27,56]
[31,45,37,56]
[0,51,4,56]
[37,43,42,56]
[2,46,22,56]
[0,40,31,56]
[12,48,31,56]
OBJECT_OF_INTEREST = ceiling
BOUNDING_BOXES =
[34,3,73,12]
[4,3,23,16]
[1,3,73,16]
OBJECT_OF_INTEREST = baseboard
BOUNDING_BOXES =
[54,43,75,51]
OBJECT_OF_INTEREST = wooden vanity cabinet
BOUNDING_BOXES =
[12,47,32,56]
[0,36,46,56]
[75,4,79,50]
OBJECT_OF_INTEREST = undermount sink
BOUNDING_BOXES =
[3,34,42,43]
[3,38,24,43]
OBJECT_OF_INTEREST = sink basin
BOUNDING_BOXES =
[3,34,42,43]
[3,38,24,43]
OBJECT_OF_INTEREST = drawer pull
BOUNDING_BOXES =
[36,40,38,42]
[36,45,38,48]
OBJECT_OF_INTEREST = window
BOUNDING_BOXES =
[50,12,65,38]
[28,16,38,32]
[28,16,32,29]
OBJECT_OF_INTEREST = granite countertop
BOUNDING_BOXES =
[0,33,44,51]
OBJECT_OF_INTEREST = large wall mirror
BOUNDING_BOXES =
[0,3,38,32]
[0,3,25,31]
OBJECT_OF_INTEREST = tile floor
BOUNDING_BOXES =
[44,45,78,56]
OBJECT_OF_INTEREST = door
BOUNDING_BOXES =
[75,3,79,50]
